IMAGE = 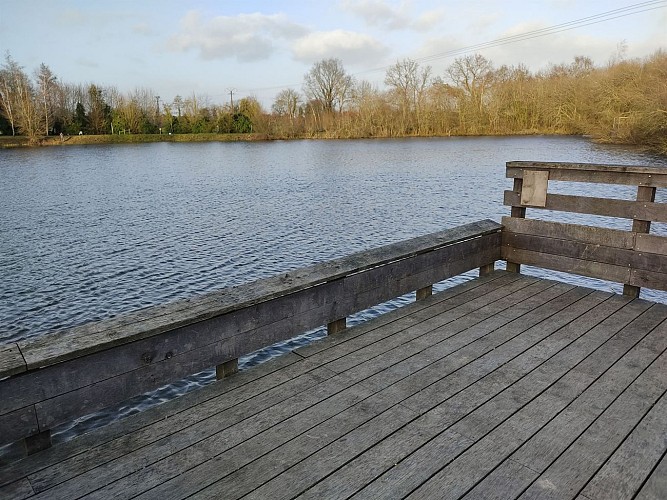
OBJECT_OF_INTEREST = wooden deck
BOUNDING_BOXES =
[2,270,666,500]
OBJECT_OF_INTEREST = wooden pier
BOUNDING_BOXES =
[1,162,666,499]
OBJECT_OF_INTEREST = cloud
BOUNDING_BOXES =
[340,0,443,31]
[291,30,389,65]
[169,11,308,62]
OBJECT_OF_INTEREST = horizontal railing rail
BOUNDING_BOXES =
[503,161,667,296]
[0,219,502,453]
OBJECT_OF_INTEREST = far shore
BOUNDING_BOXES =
[1,132,664,155]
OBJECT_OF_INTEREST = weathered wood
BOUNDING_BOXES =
[216,359,238,380]
[506,161,667,187]
[0,222,502,446]
[3,275,666,500]
[630,269,667,293]
[501,246,631,285]
[502,232,667,273]
[509,177,526,219]
[521,326,667,500]
[0,479,34,500]
[507,177,525,273]
[0,407,39,446]
[504,190,667,223]
[501,216,635,250]
[0,344,26,379]
[416,285,433,300]
[479,263,494,277]
[520,170,549,207]
[343,292,619,500]
[636,453,667,500]
[13,274,517,495]
[503,307,667,481]
[625,185,657,298]
[23,430,51,456]
[636,232,667,254]
[580,389,667,500]
[17,219,502,370]
[407,304,667,500]
[327,318,346,334]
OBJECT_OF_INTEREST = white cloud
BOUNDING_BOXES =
[291,30,389,65]
[340,0,443,31]
[169,11,308,62]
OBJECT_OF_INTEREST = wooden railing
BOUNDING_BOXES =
[503,161,667,297]
[0,220,502,453]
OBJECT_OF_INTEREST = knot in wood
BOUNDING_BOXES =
[141,352,154,364]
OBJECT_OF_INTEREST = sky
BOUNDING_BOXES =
[1,0,665,108]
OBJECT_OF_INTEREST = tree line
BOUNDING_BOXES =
[1,49,665,152]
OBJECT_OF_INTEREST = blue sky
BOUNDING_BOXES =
[1,1,665,108]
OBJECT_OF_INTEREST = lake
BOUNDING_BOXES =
[1,136,666,440]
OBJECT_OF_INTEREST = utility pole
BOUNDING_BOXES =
[227,88,235,112]
[155,96,161,133]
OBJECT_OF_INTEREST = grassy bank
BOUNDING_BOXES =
[0,133,271,148]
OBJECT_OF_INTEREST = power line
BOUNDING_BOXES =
[220,0,667,97]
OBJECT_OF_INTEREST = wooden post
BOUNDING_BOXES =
[507,177,526,274]
[624,185,656,298]
[327,318,346,335]
[216,358,238,380]
[416,285,433,301]
[479,262,494,277]
[24,429,52,455]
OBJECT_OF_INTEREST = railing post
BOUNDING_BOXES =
[216,358,238,380]
[507,177,527,273]
[327,318,346,335]
[24,429,52,455]
[479,262,495,277]
[624,185,657,298]
[416,285,433,301]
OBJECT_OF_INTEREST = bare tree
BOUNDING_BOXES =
[1,53,39,138]
[272,89,300,120]
[446,53,495,131]
[35,63,57,135]
[385,58,432,133]
[385,58,431,111]
[303,58,354,114]
[0,65,17,135]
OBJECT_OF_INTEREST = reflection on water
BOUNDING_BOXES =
[0,136,665,445]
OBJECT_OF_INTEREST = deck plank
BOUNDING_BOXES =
[295,292,627,500]
[579,389,667,500]
[2,272,667,500]
[635,452,667,500]
[356,299,656,499]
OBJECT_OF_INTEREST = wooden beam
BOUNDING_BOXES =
[0,221,503,446]
[479,263,495,277]
[416,286,433,300]
[624,186,657,298]
[17,219,503,371]
[506,161,667,187]
[501,247,631,285]
[216,359,238,380]
[503,191,667,223]
[23,429,51,455]
[327,318,347,335]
